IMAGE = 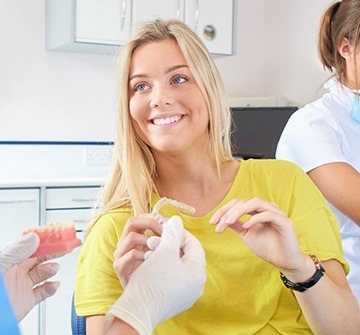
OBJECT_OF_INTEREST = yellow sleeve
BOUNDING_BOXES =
[276,160,349,274]
[74,210,131,316]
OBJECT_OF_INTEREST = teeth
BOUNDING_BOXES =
[153,115,181,126]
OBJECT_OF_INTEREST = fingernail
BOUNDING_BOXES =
[215,225,222,233]
[209,216,217,224]
[225,216,234,224]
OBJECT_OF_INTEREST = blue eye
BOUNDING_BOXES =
[135,83,149,92]
[172,76,187,85]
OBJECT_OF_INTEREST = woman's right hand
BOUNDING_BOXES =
[113,215,163,288]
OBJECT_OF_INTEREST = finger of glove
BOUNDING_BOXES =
[33,281,60,305]
[180,230,206,281]
[1,233,40,272]
[147,236,161,251]
[29,262,60,286]
[157,216,183,251]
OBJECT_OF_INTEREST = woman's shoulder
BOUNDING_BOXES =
[242,158,303,174]
[86,208,132,237]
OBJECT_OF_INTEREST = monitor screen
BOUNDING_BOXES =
[230,106,298,159]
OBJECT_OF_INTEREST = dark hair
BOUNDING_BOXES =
[318,0,360,83]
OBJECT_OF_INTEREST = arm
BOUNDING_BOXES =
[107,318,139,335]
[308,162,360,225]
[211,197,360,335]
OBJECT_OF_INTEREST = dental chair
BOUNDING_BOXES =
[71,294,86,335]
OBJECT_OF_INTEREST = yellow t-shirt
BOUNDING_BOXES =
[75,159,347,335]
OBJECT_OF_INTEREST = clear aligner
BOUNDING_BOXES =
[149,197,195,225]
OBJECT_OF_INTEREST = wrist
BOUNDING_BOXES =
[280,255,325,292]
[280,254,317,283]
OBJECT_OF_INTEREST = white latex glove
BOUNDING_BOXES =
[1,233,60,321]
[105,216,207,335]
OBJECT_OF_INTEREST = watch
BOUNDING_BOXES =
[280,255,325,292]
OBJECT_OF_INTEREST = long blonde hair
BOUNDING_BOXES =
[93,19,233,227]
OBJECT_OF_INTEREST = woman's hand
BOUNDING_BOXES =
[210,197,305,273]
[113,215,163,288]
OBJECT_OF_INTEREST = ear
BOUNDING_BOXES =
[338,37,354,60]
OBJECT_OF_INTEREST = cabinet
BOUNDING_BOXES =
[43,186,100,335]
[0,185,100,335]
[46,0,235,55]
[0,188,40,335]
[46,0,132,53]
[132,0,235,55]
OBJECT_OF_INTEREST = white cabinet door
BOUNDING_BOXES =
[0,188,40,335]
[132,0,184,24]
[43,187,99,335]
[185,0,235,55]
[132,0,235,55]
[46,0,131,53]
[75,0,131,45]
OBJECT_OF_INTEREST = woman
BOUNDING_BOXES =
[276,0,360,303]
[75,19,359,334]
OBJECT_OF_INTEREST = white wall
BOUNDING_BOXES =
[0,0,333,142]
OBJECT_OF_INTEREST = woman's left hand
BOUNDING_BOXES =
[210,197,305,273]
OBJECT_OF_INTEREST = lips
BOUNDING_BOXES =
[151,114,183,126]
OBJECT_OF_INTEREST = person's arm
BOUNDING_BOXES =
[211,197,360,335]
[308,162,360,225]
[106,318,139,335]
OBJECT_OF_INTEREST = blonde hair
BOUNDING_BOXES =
[93,19,233,227]
[318,0,360,85]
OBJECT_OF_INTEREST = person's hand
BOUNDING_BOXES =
[1,233,60,321]
[113,215,163,288]
[210,197,305,273]
[105,216,207,335]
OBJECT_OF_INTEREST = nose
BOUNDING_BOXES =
[149,85,174,109]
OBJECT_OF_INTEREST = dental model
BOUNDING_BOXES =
[145,197,196,236]
[23,221,82,257]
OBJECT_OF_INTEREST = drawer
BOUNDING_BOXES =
[46,208,94,231]
[46,187,100,209]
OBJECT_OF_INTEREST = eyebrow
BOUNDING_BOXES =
[129,64,189,82]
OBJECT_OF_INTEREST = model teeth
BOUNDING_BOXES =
[153,115,181,126]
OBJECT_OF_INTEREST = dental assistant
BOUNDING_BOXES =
[276,0,360,303]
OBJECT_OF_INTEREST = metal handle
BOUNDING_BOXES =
[194,0,199,30]
[0,199,36,205]
[203,24,216,41]
[71,198,96,203]
[120,0,127,31]
[176,0,181,19]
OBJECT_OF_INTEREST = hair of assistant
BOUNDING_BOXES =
[318,0,360,85]
[98,19,233,219]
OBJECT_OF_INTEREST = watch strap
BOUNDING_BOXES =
[280,255,325,292]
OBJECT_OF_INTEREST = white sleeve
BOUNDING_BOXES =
[276,106,347,172]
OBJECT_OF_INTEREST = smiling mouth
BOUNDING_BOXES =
[151,115,183,126]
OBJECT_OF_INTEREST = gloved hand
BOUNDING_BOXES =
[1,233,60,321]
[105,216,207,335]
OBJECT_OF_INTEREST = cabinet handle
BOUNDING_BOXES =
[73,219,88,224]
[120,0,127,31]
[71,198,96,203]
[194,0,199,31]
[176,0,181,19]
[0,199,36,205]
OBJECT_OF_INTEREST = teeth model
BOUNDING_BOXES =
[23,221,82,257]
